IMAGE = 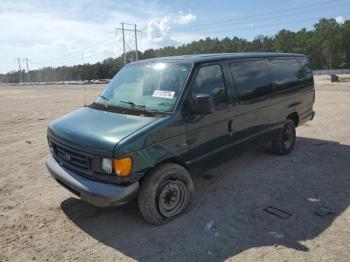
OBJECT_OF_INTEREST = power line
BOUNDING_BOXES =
[45,53,101,67]
[18,0,348,72]
[180,6,344,33]
[167,0,347,33]
[146,0,348,39]
[150,6,349,39]
[201,13,350,36]
[116,22,142,65]
[34,36,116,66]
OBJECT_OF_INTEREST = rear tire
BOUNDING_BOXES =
[271,119,296,155]
[138,163,194,225]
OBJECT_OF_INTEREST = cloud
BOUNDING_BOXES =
[0,10,124,69]
[0,1,200,73]
[176,10,197,24]
[146,10,197,37]
[144,9,198,49]
[335,16,345,24]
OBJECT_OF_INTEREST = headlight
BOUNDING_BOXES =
[101,158,113,174]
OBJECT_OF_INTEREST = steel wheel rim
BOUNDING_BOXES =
[283,124,294,149]
[158,179,187,218]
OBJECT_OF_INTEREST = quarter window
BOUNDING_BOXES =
[298,57,313,85]
[230,60,272,101]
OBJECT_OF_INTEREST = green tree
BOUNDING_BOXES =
[1,18,349,84]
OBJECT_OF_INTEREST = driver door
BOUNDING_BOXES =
[184,63,233,162]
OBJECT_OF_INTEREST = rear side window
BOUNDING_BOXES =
[192,64,227,107]
[298,57,314,86]
[230,60,272,101]
[268,58,301,91]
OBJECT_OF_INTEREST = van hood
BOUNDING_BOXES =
[48,107,158,155]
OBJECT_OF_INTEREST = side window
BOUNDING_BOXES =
[268,59,301,91]
[192,64,227,107]
[230,60,272,101]
[298,57,313,86]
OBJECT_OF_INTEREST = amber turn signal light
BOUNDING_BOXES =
[114,157,132,177]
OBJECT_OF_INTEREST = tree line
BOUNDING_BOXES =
[1,18,349,83]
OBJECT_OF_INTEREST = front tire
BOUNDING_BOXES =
[271,119,296,155]
[138,163,194,225]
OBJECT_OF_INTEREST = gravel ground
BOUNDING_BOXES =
[0,76,349,262]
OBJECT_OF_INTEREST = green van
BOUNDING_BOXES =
[46,53,315,225]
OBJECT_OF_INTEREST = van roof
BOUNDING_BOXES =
[134,52,306,64]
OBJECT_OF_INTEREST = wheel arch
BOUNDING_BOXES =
[287,112,299,127]
[155,157,188,170]
[140,156,189,181]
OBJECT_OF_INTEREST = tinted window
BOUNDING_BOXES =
[192,65,227,106]
[268,58,301,91]
[298,57,314,86]
[230,60,272,101]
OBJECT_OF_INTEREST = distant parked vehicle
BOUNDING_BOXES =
[46,52,315,225]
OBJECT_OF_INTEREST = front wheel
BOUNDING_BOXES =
[271,119,296,155]
[138,163,194,225]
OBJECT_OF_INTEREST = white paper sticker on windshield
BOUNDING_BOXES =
[152,90,175,99]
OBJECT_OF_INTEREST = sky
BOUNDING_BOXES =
[0,0,349,73]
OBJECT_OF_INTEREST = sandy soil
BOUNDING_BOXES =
[0,77,349,262]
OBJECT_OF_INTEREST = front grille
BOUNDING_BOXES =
[50,138,91,173]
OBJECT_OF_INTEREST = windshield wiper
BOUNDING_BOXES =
[119,100,156,116]
[120,100,146,108]
[99,95,109,101]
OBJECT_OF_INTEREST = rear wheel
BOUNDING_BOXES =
[138,163,194,225]
[271,119,296,155]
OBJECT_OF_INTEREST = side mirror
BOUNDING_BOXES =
[192,94,215,114]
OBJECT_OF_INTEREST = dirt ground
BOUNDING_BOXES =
[0,76,349,262]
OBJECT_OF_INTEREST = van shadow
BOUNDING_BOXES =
[61,136,350,261]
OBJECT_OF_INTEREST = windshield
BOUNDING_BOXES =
[95,62,192,112]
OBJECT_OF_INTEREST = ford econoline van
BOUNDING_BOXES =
[46,53,315,225]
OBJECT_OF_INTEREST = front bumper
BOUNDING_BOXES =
[46,156,139,207]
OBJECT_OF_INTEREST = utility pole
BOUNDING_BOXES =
[25,58,31,82]
[116,23,142,65]
[17,58,23,83]
[134,24,138,61]
[122,22,126,65]
[81,51,85,64]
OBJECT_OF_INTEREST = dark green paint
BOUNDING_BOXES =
[48,107,158,156]
[47,53,315,186]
